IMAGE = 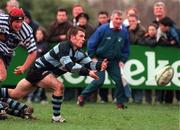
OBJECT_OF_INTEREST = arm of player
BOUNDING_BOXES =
[89,70,99,80]
[79,53,108,71]
[14,51,37,75]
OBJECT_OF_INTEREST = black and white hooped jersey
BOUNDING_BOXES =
[35,41,102,76]
[0,13,37,57]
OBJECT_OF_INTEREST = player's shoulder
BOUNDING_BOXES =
[54,41,71,53]
[0,13,9,23]
[58,41,71,48]
[0,13,8,18]
[21,22,33,33]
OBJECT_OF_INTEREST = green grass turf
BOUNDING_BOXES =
[0,102,179,130]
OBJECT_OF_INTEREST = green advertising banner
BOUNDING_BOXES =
[1,45,180,90]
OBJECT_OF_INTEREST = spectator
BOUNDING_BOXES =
[153,1,166,27]
[138,24,158,104]
[123,7,140,27]
[128,14,146,44]
[156,16,180,104]
[5,0,19,13]
[157,16,180,46]
[96,11,110,103]
[127,14,146,104]
[152,1,168,104]
[139,24,158,47]
[72,4,84,26]
[48,8,73,43]
[76,12,94,42]
[97,11,109,27]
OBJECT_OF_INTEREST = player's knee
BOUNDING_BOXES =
[53,82,64,95]
[59,85,64,95]
[9,91,21,100]
[57,83,64,92]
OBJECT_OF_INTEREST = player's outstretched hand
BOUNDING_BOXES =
[89,70,99,80]
[101,59,108,71]
[14,66,25,75]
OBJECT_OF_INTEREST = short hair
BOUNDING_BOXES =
[159,16,174,27]
[98,11,109,16]
[154,1,166,8]
[67,27,85,40]
[72,4,84,11]
[111,10,124,18]
[128,14,139,20]
[6,0,19,8]
[125,7,138,17]
[57,8,68,14]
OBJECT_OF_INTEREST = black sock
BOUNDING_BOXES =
[52,95,63,117]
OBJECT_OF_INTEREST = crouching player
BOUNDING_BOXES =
[0,98,34,120]
[0,27,108,123]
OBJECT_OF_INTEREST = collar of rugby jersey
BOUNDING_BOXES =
[109,21,122,30]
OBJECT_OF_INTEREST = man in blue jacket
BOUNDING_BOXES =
[77,10,130,109]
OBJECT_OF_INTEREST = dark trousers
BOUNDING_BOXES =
[81,61,127,104]
[99,88,108,102]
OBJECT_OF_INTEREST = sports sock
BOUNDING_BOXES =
[0,88,8,98]
[52,95,63,117]
[2,98,27,117]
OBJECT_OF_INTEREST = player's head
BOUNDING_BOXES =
[9,7,24,32]
[67,27,85,48]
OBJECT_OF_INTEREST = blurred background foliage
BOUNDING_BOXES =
[0,0,179,28]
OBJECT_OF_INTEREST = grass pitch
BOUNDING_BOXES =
[0,102,179,130]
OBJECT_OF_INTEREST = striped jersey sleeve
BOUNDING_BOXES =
[18,22,37,53]
[34,41,103,76]
[34,41,90,75]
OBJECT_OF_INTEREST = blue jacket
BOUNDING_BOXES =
[87,23,130,62]
[168,27,180,46]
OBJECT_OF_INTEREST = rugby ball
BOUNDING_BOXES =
[155,65,174,86]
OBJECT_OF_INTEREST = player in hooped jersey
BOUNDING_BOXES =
[0,27,108,123]
[0,7,37,119]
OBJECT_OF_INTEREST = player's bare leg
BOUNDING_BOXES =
[0,59,7,82]
[37,74,65,123]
